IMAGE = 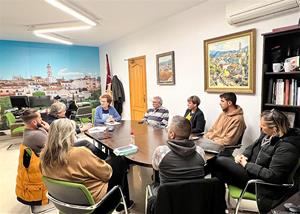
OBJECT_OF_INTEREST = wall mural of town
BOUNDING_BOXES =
[0,40,101,99]
[0,40,101,129]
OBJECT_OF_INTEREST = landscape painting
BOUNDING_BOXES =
[156,51,175,85]
[204,29,256,93]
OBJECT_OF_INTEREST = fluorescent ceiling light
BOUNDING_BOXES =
[45,0,97,26]
[34,25,92,33]
[34,32,73,45]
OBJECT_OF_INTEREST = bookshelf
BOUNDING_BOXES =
[261,28,300,128]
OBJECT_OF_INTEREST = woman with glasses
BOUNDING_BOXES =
[211,109,300,213]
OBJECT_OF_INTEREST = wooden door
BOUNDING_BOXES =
[128,56,147,120]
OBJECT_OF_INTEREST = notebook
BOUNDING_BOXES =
[196,138,224,154]
[113,144,138,156]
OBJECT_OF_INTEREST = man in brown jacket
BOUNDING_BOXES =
[203,92,246,146]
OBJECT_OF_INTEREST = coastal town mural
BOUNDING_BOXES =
[0,40,101,128]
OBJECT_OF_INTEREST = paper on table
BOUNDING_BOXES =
[105,121,121,126]
[88,126,107,133]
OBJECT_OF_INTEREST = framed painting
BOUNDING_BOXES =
[156,51,175,85]
[204,29,256,93]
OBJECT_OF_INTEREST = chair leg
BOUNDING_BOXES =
[234,196,243,214]
[118,186,128,214]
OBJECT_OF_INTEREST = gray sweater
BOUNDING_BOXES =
[23,128,48,156]
[152,139,206,184]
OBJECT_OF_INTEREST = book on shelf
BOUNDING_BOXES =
[284,79,290,105]
[293,80,298,106]
[267,79,274,103]
[289,79,294,105]
[268,78,299,106]
[275,79,284,105]
[298,87,300,106]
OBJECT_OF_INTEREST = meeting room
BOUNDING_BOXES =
[0,0,300,214]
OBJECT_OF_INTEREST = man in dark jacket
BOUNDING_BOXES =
[152,115,206,184]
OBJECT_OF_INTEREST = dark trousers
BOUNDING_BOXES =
[93,155,130,214]
[73,139,107,159]
[210,156,255,194]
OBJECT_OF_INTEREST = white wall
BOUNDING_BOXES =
[99,1,300,146]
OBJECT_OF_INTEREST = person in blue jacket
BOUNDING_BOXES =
[94,94,121,125]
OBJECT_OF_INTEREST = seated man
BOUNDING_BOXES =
[184,95,205,136]
[94,94,121,125]
[141,96,169,127]
[152,115,206,185]
[16,109,50,205]
[203,92,246,146]
[21,108,50,155]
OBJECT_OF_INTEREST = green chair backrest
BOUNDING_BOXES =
[92,108,96,125]
[5,112,16,126]
[42,176,95,214]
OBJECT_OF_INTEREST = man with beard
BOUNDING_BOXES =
[203,92,246,146]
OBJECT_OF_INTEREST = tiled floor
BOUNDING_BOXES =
[0,131,257,214]
[0,131,154,214]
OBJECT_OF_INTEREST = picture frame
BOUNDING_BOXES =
[204,29,256,93]
[156,51,175,85]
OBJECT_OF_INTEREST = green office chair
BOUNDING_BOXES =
[228,158,300,214]
[5,112,25,137]
[42,176,128,214]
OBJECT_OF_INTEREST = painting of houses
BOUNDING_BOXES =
[204,29,256,93]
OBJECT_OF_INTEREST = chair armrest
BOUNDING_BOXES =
[248,179,294,188]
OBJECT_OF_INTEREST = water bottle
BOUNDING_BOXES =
[130,131,135,145]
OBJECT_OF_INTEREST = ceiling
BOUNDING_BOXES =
[0,0,214,46]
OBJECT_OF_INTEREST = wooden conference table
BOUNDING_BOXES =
[85,120,214,167]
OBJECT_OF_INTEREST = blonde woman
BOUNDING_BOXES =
[211,109,300,213]
[40,118,133,213]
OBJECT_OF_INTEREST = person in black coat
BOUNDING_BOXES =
[211,109,300,213]
[184,95,205,136]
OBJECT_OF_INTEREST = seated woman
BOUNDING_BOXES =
[211,109,300,213]
[94,94,121,126]
[40,118,133,213]
[184,95,205,136]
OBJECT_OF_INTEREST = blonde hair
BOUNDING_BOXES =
[261,109,289,137]
[49,102,66,117]
[40,118,76,170]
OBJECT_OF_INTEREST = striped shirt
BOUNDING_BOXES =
[143,106,169,127]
